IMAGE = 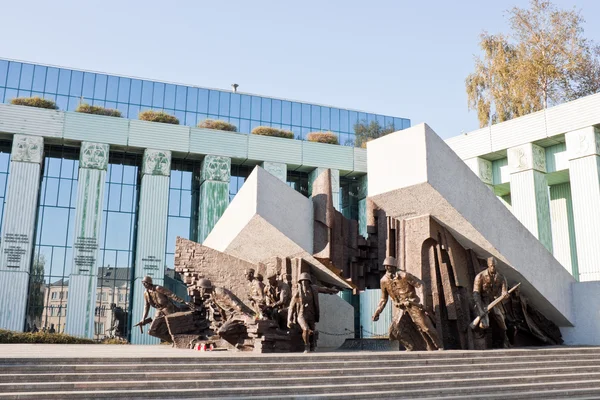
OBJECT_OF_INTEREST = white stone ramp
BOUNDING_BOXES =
[367,123,575,326]
[203,166,352,290]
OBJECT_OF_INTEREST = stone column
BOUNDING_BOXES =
[309,168,340,211]
[197,155,231,244]
[566,127,600,281]
[464,157,493,190]
[260,161,286,183]
[130,149,171,345]
[507,143,553,252]
[0,135,43,331]
[64,142,109,338]
[357,175,368,238]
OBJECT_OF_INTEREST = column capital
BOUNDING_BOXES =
[261,161,286,182]
[508,143,546,173]
[11,134,43,164]
[200,155,231,183]
[80,142,109,170]
[565,126,600,160]
[142,149,171,176]
[464,157,493,185]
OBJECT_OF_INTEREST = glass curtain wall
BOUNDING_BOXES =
[0,59,411,148]
[229,165,250,202]
[94,153,139,340]
[27,147,79,333]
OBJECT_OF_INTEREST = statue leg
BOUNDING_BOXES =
[297,315,312,352]
[408,306,443,350]
[491,307,510,348]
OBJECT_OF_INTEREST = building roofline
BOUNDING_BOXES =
[0,56,410,121]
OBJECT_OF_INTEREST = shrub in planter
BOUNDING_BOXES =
[10,96,58,110]
[139,110,179,125]
[0,329,95,344]
[307,131,339,145]
[251,126,294,139]
[198,119,238,132]
[75,103,122,117]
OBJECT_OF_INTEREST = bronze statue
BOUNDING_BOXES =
[288,273,338,353]
[472,256,510,348]
[372,256,443,351]
[140,275,190,342]
[245,268,266,317]
[265,272,291,329]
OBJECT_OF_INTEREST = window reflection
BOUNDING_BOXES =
[164,84,176,110]
[69,71,83,97]
[57,69,71,96]
[19,63,34,90]
[6,62,21,89]
[0,60,8,86]
[229,165,250,202]
[175,85,187,111]
[27,147,79,333]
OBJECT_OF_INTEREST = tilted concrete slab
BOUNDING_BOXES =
[367,123,575,326]
[203,166,352,290]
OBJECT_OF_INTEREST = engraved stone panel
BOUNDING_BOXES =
[566,127,600,160]
[465,157,493,185]
[80,142,109,170]
[142,149,172,176]
[201,155,231,182]
[508,143,546,173]
[11,135,43,164]
[261,161,287,182]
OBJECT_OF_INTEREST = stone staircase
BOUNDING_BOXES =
[1,346,600,399]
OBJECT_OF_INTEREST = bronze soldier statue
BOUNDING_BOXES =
[372,256,444,351]
[245,268,266,317]
[288,273,338,353]
[473,256,510,348]
[265,272,291,329]
[140,275,189,342]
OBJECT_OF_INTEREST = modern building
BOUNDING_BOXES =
[0,58,409,343]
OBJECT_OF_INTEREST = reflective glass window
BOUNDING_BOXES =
[287,171,309,197]
[348,111,358,131]
[128,104,140,119]
[44,68,59,94]
[384,116,394,129]
[94,74,107,100]
[208,90,219,115]
[106,76,118,102]
[67,96,80,111]
[82,72,95,98]
[6,62,21,89]
[219,92,230,116]
[32,66,47,92]
[186,87,197,112]
[229,165,250,201]
[0,60,8,86]
[376,114,385,127]
[18,90,32,99]
[320,106,330,130]
[19,63,34,90]
[118,78,130,103]
[330,108,340,131]
[291,102,301,126]
[69,71,83,97]
[28,146,79,334]
[141,81,153,106]
[116,103,128,117]
[311,105,320,129]
[185,112,197,126]
[56,95,68,111]
[129,79,142,104]
[240,95,251,119]
[251,96,261,120]
[175,85,187,110]
[403,119,411,129]
[393,118,403,131]
[197,88,209,113]
[340,109,349,132]
[302,104,311,127]
[272,99,281,123]
[0,88,4,102]
[57,69,71,95]
[4,89,17,102]
[261,98,271,122]
[164,84,176,109]
[239,119,250,134]
[281,101,291,125]
[229,93,240,118]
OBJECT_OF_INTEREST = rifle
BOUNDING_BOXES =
[470,282,521,330]
[133,317,153,334]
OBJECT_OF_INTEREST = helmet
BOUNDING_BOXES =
[383,256,397,267]
[298,272,312,282]
[142,276,153,284]
[198,278,213,289]
[244,268,255,275]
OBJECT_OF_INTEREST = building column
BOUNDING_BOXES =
[566,127,600,281]
[464,157,493,190]
[197,155,231,243]
[130,149,171,345]
[309,168,340,211]
[357,175,368,238]
[260,161,286,183]
[0,135,44,331]
[64,142,109,338]
[507,143,553,252]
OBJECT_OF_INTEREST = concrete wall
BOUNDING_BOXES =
[561,282,600,345]
[317,293,354,349]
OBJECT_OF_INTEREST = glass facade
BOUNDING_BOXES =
[0,58,410,147]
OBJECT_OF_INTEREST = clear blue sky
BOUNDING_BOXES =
[1,0,598,139]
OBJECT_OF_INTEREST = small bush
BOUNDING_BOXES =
[251,126,294,139]
[307,131,339,145]
[76,103,122,118]
[100,337,129,345]
[198,119,237,132]
[0,329,95,344]
[139,110,179,125]
[10,96,58,110]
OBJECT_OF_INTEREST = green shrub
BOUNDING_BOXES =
[0,329,95,344]
[198,119,237,132]
[307,131,339,145]
[139,110,179,125]
[75,103,122,117]
[251,126,294,139]
[10,96,58,110]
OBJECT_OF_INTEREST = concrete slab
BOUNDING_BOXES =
[367,124,575,326]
